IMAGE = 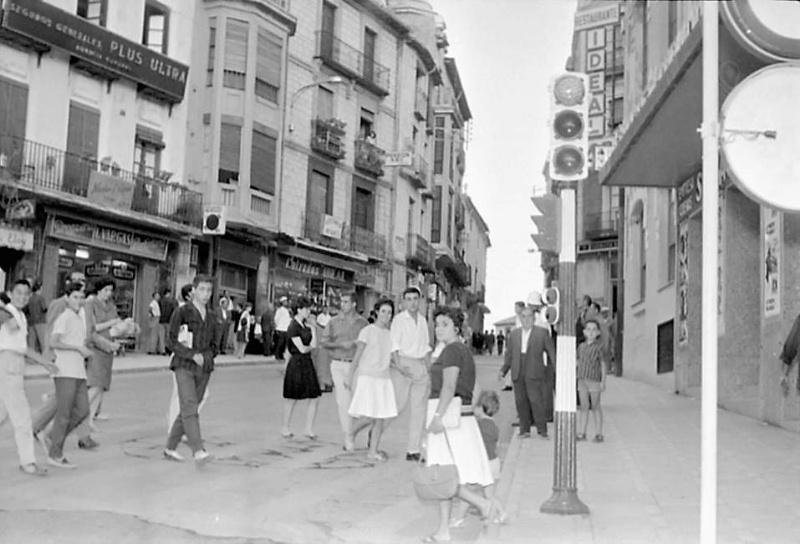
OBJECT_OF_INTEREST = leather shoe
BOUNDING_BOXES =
[405,452,422,462]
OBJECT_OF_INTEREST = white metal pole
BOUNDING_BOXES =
[701,2,719,543]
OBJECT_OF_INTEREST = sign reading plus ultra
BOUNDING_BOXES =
[2,0,189,102]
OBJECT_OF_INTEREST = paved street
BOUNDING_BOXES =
[1,354,516,544]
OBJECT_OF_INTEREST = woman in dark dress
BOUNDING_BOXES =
[280,297,321,439]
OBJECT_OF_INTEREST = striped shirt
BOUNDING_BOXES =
[577,340,605,382]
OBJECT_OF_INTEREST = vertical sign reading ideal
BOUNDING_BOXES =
[763,208,781,317]
[678,222,690,345]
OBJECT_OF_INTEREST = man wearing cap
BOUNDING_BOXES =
[273,297,292,362]
[390,286,431,461]
[320,292,368,450]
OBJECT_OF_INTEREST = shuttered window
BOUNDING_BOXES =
[224,19,248,90]
[250,129,276,195]
[255,28,282,103]
[0,78,28,174]
[433,116,445,174]
[219,122,241,183]
[353,186,374,231]
[206,18,216,86]
[431,185,442,243]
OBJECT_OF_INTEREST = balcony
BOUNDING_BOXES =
[0,134,202,228]
[354,139,385,177]
[311,118,346,160]
[316,31,391,96]
[350,225,386,260]
[401,153,429,189]
[302,210,349,252]
[584,209,620,241]
[406,233,435,272]
[414,89,428,121]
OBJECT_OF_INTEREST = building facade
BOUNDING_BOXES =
[600,0,799,432]
[0,0,201,334]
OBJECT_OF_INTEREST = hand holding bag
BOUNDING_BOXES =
[425,397,462,429]
[413,430,459,501]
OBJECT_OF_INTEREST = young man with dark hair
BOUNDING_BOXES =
[163,275,220,465]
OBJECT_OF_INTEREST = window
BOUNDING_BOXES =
[407,198,415,239]
[317,87,334,120]
[219,122,241,183]
[133,127,164,178]
[447,188,453,247]
[433,117,445,174]
[667,190,676,282]
[250,128,277,195]
[143,1,169,54]
[642,0,649,89]
[431,185,442,243]
[224,19,249,90]
[448,136,454,180]
[363,28,377,83]
[256,28,282,103]
[207,18,216,86]
[321,1,336,59]
[65,102,100,195]
[308,169,333,217]
[630,199,646,302]
[77,0,106,26]
[0,77,28,174]
[353,186,374,231]
[667,0,678,47]
[359,108,375,140]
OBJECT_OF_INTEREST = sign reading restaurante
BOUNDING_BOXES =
[1,0,189,102]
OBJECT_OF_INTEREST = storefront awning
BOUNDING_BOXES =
[599,21,764,189]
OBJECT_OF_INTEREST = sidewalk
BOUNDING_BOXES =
[24,351,277,379]
[484,377,800,544]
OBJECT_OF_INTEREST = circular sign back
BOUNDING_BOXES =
[720,63,800,212]
[722,0,800,62]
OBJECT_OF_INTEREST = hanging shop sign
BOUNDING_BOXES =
[48,214,169,261]
[721,0,800,63]
[87,171,135,210]
[321,214,344,239]
[1,0,189,102]
[5,199,35,220]
[0,225,34,251]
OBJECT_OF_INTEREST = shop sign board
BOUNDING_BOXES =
[48,214,168,261]
[282,256,349,283]
[1,0,189,102]
[575,4,620,31]
[5,199,35,220]
[0,225,34,251]
[384,151,413,167]
[763,208,781,318]
[87,171,135,210]
[321,214,344,239]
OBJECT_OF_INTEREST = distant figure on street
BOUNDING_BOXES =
[281,297,321,439]
[217,297,231,355]
[163,274,219,465]
[147,291,163,355]
[26,279,48,354]
[274,297,292,362]
[485,330,495,356]
[235,303,252,359]
[159,289,178,355]
[496,332,505,356]
[575,294,593,347]
[260,304,274,357]
[499,305,556,439]
[316,306,332,329]
[779,312,800,395]
[576,319,607,443]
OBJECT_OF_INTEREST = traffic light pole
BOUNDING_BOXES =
[541,181,589,515]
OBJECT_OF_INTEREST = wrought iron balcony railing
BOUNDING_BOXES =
[584,209,620,241]
[406,233,435,270]
[350,225,386,260]
[311,118,346,160]
[302,210,349,251]
[0,134,202,227]
[354,139,384,177]
[316,30,390,95]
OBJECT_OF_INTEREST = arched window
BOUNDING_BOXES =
[631,199,645,302]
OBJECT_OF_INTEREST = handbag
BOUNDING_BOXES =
[413,431,459,501]
[426,397,462,429]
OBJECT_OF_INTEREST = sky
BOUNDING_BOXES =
[431,0,578,325]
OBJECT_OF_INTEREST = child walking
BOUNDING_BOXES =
[450,390,509,527]
[576,318,607,442]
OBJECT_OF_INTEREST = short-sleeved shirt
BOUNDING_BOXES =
[429,341,476,405]
[323,313,369,361]
[577,340,604,382]
[478,417,499,460]
[51,308,87,379]
[355,324,392,378]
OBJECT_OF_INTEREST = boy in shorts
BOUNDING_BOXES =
[576,319,607,443]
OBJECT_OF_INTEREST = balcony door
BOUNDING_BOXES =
[306,167,333,240]
[0,78,28,175]
[363,28,376,83]
[320,2,336,59]
[64,102,100,196]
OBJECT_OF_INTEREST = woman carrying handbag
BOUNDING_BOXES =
[420,306,495,543]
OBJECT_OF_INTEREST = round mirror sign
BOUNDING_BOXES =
[722,0,800,62]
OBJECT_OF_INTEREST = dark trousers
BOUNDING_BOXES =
[49,378,90,459]
[219,321,230,354]
[274,331,288,361]
[545,367,555,422]
[513,377,549,436]
[262,329,274,356]
[166,366,211,454]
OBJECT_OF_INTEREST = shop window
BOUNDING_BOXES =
[219,122,241,183]
[255,28,282,103]
[143,1,169,55]
[207,18,216,87]
[220,263,248,293]
[250,127,277,195]
[77,0,106,27]
[224,19,249,91]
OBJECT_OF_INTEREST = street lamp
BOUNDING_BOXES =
[287,76,347,132]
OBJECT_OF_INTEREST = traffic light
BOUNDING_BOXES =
[531,193,561,253]
[203,205,226,235]
[542,286,560,325]
[549,73,589,182]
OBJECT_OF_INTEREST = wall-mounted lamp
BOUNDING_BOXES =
[288,76,348,132]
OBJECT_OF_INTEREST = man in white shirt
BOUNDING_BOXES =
[390,286,431,461]
[273,297,292,362]
[148,292,163,354]
[0,280,59,475]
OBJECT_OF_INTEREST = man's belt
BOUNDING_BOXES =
[332,358,353,363]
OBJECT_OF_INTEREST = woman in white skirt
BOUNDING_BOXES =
[346,298,397,462]
[423,306,495,543]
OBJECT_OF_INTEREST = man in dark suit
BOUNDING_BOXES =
[499,305,556,438]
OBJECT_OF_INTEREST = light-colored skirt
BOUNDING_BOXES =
[425,415,494,487]
[348,375,398,419]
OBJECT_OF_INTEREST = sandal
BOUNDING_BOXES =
[19,463,47,476]
[576,433,587,441]
[593,434,605,443]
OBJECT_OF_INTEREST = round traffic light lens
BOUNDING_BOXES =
[553,110,583,139]
[554,75,586,106]
[553,145,585,175]
[205,214,220,230]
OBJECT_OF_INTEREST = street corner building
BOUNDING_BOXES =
[0,0,490,347]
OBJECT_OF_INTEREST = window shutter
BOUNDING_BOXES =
[219,122,241,173]
[250,129,276,195]
[225,19,249,74]
[256,28,282,89]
